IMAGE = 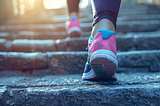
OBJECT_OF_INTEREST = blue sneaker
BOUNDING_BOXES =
[82,35,96,79]
[82,50,96,79]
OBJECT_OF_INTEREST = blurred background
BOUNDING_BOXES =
[1,0,89,23]
[0,0,160,24]
[0,0,160,76]
[0,0,160,52]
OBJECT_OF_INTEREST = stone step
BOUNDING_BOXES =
[5,12,160,25]
[118,7,160,16]
[6,3,159,23]
[0,31,91,41]
[1,31,160,52]
[1,20,160,33]
[118,14,160,21]
[116,20,160,32]
[21,8,90,19]
[120,2,160,9]
[0,50,160,72]
[0,72,160,105]
[5,13,92,25]
[0,24,56,32]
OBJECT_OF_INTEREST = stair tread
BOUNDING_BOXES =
[0,72,159,87]
[0,50,160,72]
[1,30,160,52]
[0,72,160,105]
[0,2,160,105]
[1,20,160,32]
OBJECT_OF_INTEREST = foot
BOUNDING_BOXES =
[65,16,81,38]
[82,30,118,81]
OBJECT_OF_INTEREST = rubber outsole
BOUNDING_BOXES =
[90,55,117,81]
[69,31,81,38]
[83,50,118,81]
[82,69,96,80]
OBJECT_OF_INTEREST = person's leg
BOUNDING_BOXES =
[91,0,121,38]
[66,0,81,37]
[82,0,121,81]
[67,0,80,19]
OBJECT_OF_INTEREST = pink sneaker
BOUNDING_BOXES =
[88,30,118,80]
[66,16,81,38]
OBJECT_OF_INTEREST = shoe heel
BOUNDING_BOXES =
[90,49,118,77]
[69,31,81,37]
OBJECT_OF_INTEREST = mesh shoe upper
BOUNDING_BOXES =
[89,30,117,55]
[82,30,117,80]
[65,16,81,37]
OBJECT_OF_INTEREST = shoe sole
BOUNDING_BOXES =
[68,27,81,38]
[82,68,96,80]
[90,49,118,81]
[69,31,81,38]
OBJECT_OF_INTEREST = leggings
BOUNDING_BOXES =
[67,0,121,27]
[67,0,80,14]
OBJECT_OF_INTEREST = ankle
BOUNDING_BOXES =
[91,19,116,38]
[68,12,79,20]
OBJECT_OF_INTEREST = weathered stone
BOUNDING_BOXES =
[117,31,160,51]
[17,31,90,40]
[2,89,27,106]
[4,13,92,25]
[17,31,67,40]
[0,52,8,70]
[0,72,160,88]
[56,22,92,31]
[0,86,7,106]
[55,20,160,33]
[0,50,159,72]
[116,20,160,32]
[54,39,67,51]
[47,50,160,73]
[0,32,11,40]
[6,31,160,52]
[48,52,87,74]
[7,52,48,70]
[0,39,12,52]
[116,35,135,51]
[0,24,56,32]
[3,3,160,25]
[134,34,160,50]
[26,85,160,106]
[55,37,88,51]
[6,10,160,26]
[0,73,160,105]
[117,50,160,72]
[1,20,160,33]
[6,17,55,25]
[119,8,160,16]
[56,23,92,32]
[12,39,56,52]
[118,14,160,21]
[119,3,160,16]
[65,38,88,51]
[119,9,160,16]
[48,50,160,73]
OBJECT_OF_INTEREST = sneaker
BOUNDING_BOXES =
[82,30,118,81]
[65,16,81,38]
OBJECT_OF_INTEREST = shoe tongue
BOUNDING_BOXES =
[89,35,93,42]
[70,16,77,20]
[88,35,93,47]
[98,30,115,39]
